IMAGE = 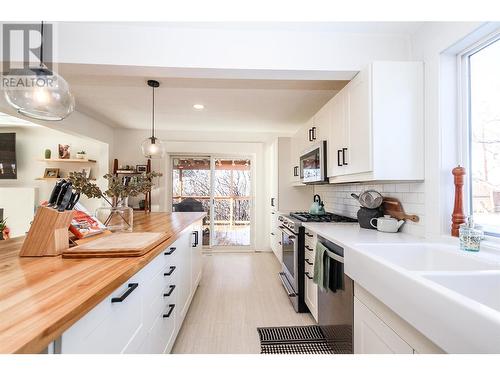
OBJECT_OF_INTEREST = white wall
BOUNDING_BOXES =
[0,187,34,237]
[113,129,268,250]
[410,22,499,238]
[0,125,109,216]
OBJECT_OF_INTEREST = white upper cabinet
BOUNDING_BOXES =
[326,61,424,183]
[312,99,331,142]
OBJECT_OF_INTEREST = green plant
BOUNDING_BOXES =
[0,218,7,231]
[68,171,162,206]
[77,150,86,154]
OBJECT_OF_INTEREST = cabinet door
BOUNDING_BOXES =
[177,229,192,320]
[313,100,331,142]
[269,139,278,209]
[328,91,348,177]
[289,132,302,184]
[191,223,203,290]
[345,69,373,175]
[354,297,413,354]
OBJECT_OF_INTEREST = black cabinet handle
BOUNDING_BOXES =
[163,284,176,297]
[342,148,348,166]
[305,272,313,280]
[311,126,317,141]
[308,128,313,141]
[305,245,313,251]
[271,197,275,207]
[164,247,176,255]
[293,166,299,177]
[162,304,175,318]
[305,232,313,238]
[192,231,199,247]
[305,258,313,266]
[111,283,138,303]
[337,149,343,167]
[164,266,176,276]
[271,232,275,236]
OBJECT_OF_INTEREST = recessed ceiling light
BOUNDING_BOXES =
[193,104,205,110]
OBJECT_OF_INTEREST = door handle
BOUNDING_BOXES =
[164,266,176,276]
[279,272,297,297]
[111,283,138,303]
[342,147,348,166]
[337,149,343,167]
[162,304,175,318]
[305,258,313,266]
[163,284,176,297]
[305,272,313,280]
[164,247,176,255]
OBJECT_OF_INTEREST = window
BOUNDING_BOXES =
[465,36,500,236]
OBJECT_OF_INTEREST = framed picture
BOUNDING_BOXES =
[136,164,147,173]
[43,168,59,178]
[81,167,91,179]
[58,144,70,159]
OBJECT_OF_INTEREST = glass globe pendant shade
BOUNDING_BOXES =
[3,67,75,121]
[141,136,166,159]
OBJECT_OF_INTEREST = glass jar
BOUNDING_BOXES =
[459,223,483,252]
[96,201,133,232]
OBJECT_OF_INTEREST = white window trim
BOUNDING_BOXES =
[457,30,500,239]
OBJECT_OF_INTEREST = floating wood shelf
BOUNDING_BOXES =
[37,158,97,163]
[36,177,96,181]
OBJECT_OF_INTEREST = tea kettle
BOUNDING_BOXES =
[309,194,326,215]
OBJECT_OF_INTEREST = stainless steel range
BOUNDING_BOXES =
[277,211,357,313]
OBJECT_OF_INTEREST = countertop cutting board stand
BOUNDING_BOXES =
[19,206,74,257]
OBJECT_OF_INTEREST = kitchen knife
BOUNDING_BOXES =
[54,181,70,209]
[48,179,66,207]
[66,192,80,210]
[57,184,74,212]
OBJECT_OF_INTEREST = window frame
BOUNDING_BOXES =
[458,31,500,237]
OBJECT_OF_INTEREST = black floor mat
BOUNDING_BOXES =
[257,325,336,354]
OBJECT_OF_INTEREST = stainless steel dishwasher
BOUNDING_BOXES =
[317,235,354,354]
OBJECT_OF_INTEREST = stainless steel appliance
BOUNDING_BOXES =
[317,235,354,354]
[299,141,327,184]
[277,212,357,313]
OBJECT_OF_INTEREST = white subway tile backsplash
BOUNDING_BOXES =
[314,181,425,237]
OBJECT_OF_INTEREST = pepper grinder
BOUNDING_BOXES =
[451,166,466,237]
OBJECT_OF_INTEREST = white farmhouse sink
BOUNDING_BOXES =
[423,271,500,313]
[353,243,500,271]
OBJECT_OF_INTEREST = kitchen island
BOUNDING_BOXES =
[0,212,205,354]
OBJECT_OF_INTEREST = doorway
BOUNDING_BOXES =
[171,155,253,249]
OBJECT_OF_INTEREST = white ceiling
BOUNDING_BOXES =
[64,72,348,134]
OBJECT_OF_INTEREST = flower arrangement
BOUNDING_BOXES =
[68,171,162,207]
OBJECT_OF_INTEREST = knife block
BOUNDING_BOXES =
[19,206,74,257]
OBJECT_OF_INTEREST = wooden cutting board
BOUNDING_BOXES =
[62,232,170,258]
[382,197,420,222]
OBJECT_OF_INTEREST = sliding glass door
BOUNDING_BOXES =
[171,156,252,249]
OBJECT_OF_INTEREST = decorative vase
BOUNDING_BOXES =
[44,149,51,159]
[95,198,133,232]
[76,152,85,159]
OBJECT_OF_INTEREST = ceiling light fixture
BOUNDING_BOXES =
[141,80,166,159]
[3,21,75,121]
[193,104,205,110]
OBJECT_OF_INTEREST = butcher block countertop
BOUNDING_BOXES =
[0,212,205,354]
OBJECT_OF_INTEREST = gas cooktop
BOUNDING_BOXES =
[289,212,358,223]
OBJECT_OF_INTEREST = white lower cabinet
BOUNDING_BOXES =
[354,283,444,354]
[303,230,318,322]
[60,221,203,354]
[354,297,413,354]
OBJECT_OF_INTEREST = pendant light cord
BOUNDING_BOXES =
[151,85,155,139]
[40,21,44,67]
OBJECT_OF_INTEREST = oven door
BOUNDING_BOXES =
[300,141,327,184]
[279,226,298,300]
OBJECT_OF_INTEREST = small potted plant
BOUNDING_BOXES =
[76,150,87,160]
[0,218,10,240]
[68,170,162,232]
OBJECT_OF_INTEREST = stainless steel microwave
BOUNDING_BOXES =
[299,141,328,184]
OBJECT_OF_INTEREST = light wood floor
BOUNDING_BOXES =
[172,252,315,354]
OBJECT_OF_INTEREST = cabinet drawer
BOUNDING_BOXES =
[61,278,143,354]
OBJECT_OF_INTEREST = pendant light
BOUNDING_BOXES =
[141,80,165,159]
[3,21,75,121]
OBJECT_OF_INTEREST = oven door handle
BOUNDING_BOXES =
[325,249,344,264]
[278,272,297,297]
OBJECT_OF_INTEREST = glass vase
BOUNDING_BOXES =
[96,200,133,232]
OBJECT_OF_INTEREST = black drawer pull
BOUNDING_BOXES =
[305,272,313,280]
[164,266,176,276]
[305,232,313,238]
[111,283,138,303]
[342,147,348,166]
[163,284,176,297]
[305,258,313,266]
[164,247,176,255]
[192,231,199,247]
[305,245,313,251]
[162,304,175,318]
